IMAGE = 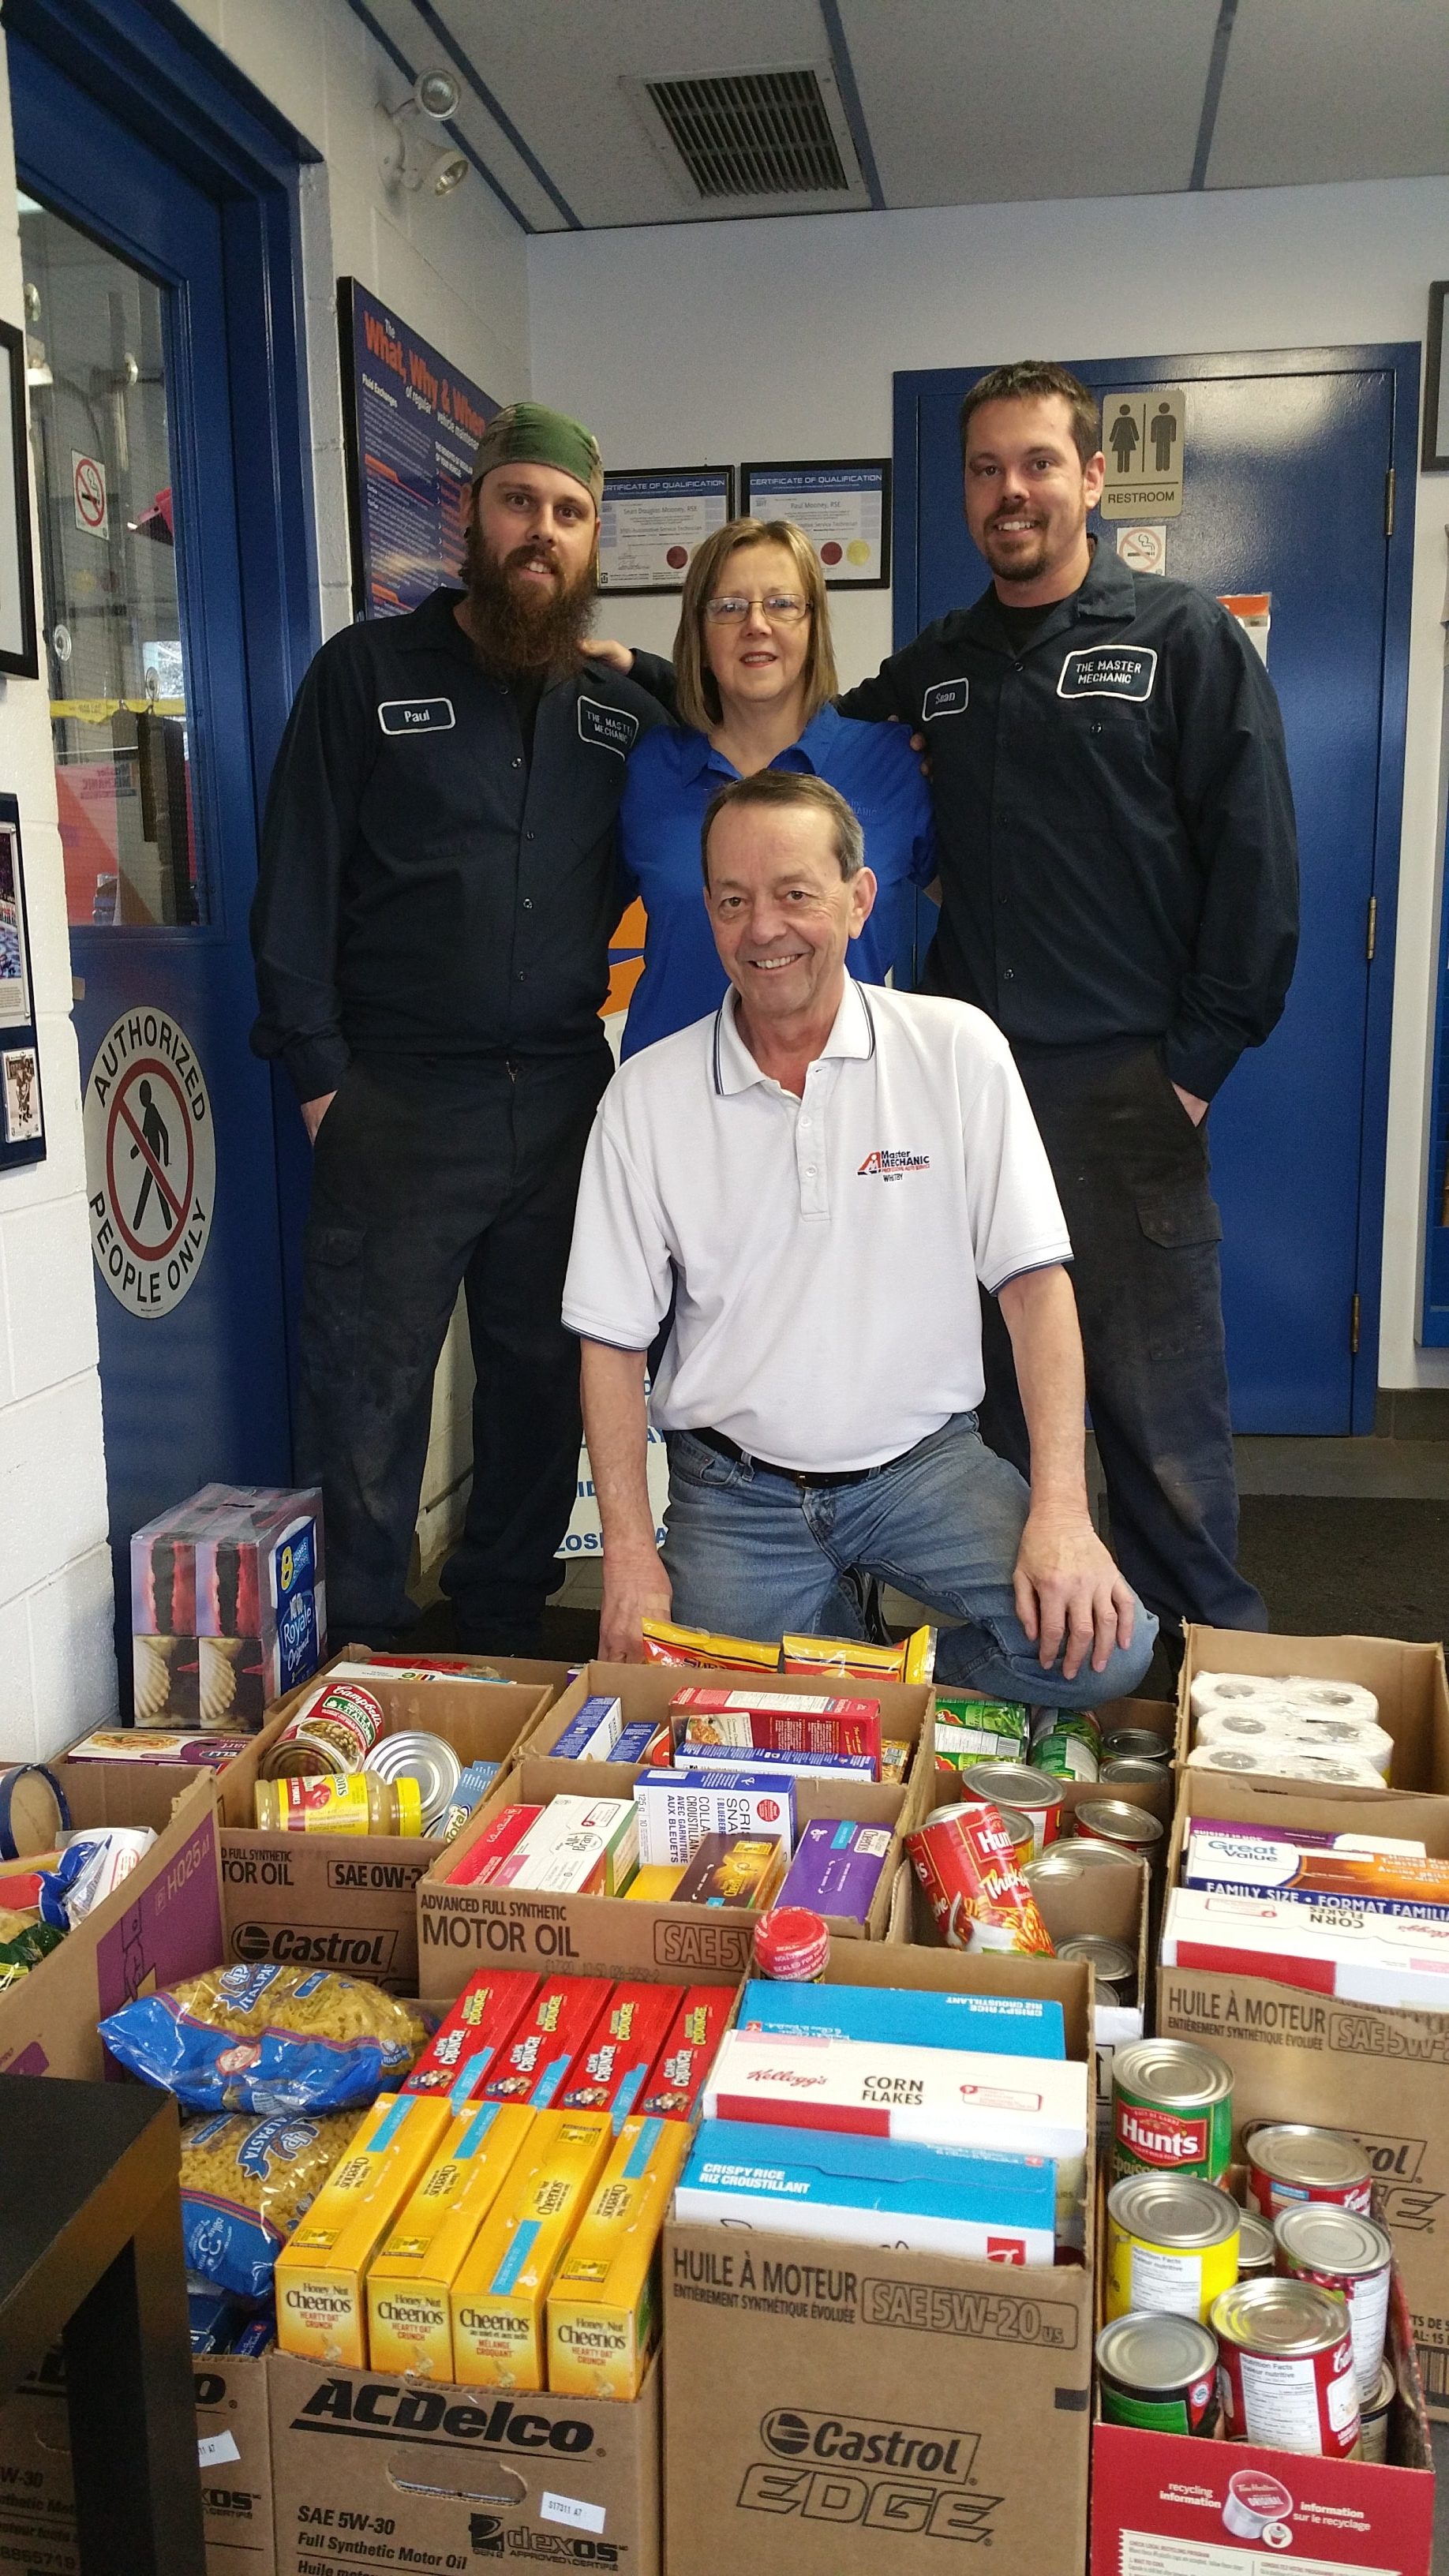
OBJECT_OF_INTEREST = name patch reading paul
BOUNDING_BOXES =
[376,697,455,735]
[1057,646,1157,702]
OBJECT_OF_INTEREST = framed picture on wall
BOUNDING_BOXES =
[739,458,892,587]
[1425,283,1449,471]
[597,467,736,593]
[0,320,38,677]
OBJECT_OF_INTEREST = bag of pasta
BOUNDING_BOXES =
[180,2107,362,2299]
[99,1964,428,2113]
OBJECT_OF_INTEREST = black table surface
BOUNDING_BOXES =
[0,2069,181,2388]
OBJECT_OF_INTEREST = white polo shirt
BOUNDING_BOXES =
[562,978,1073,1472]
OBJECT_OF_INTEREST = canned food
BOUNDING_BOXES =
[1100,1729,1171,1765]
[906,1800,1054,1954]
[1106,2173,1240,2322]
[933,1695,1028,1767]
[1058,1934,1136,2000]
[1275,2204,1392,2400]
[264,1680,385,1780]
[1095,2312,1220,2436]
[1026,1838,1136,1884]
[957,1764,1064,1857]
[1100,1757,1169,1785]
[1073,1800,1165,1855]
[754,1906,829,1983]
[263,1728,354,1781]
[1111,2038,1233,2183]
[1358,2356,1396,2463]
[1246,2124,1372,2220]
[1211,2275,1361,2457]
[1237,2208,1276,2279]
[365,1731,462,1830]
[1033,1732,1099,1782]
[1029,1709,1102,1754]
[994,1804,1035,1863]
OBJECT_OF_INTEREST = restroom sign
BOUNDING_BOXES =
[72,449,109,538]
[1099,388,1185,519]
[84,1007,215,1316]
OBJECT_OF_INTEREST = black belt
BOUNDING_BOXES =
[687,1425,908,1490]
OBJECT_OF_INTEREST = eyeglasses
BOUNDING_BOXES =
[703,592,811,625]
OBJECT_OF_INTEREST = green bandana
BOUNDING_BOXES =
[471,402,604,507]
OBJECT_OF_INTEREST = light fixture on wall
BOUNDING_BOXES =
[376,72,470,197]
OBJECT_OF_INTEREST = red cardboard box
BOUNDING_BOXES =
[479,1973,614,2106]
[402,1968,541,2105]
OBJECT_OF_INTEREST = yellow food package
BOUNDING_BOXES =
[451,2112,612,2390]
[880,1740,912,1785]
[547,2115,691,2399]
[275,2091,451,2364]
[623,1865,685,1904]
[781,1623,937,1684]
[639,1619,779,1673]
[366,2101,534,2379]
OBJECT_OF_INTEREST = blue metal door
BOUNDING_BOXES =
[11,42,297,1588]
[894,349,1417,1433]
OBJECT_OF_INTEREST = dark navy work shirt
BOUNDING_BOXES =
[838,541,1299,1100]
[616,704,934,1059]
[250,586,665,1099]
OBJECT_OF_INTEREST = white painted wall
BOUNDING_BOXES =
[530,178,1449,1392]
[0,0,527,1758]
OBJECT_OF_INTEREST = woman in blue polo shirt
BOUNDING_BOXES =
[614,517,934,1059]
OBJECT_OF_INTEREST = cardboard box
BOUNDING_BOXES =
[419,1663,934,2002]
[268,2349,661,2576]
[0,1770,222,2080]
[1089,2282,1435,2573]
[663,1940,1095,2576]
[933,1691,1177,1827]
[0,2345,273,2576]
[1173,1624,1449,1788]
[220,1664,551,1993]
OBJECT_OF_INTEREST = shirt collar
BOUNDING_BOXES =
[712,974,877,1097]
[961,534,1137,650]
[395,586,476,659]
[679,700,842,786]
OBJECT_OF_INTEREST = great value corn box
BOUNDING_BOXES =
[548,2116,691,2398]
[451,2110,614,2387]
[366,2100,534,2379]
[275,2092,451,2365]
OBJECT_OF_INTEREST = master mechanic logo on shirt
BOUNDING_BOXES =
[858,1148,931,1181]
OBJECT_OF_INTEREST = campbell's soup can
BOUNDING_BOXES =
[1106,2173,1240,2323]
[1245,2123,1372,2219]
[1110,2037,1233,2184]
[266,1679,385,1777]
[957,1764,1063,1858]
[1095,2313,1220,2436]
[1236,2208,1276,2280]
[1211,2276,1361,2457]
[906,1800,1054,1954]
[1274,2204,1392,2402]
[1358,2357,1396,2463]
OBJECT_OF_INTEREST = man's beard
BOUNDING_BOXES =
[461,519,597,675]
[982,517,1050,583]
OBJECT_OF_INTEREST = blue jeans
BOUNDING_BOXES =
[661,1413,1158,1707]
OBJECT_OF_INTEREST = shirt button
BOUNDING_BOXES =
[511,756,522,769]
[522,898,534,911]
[997,891,1009,905]
[516,969,527,982]
[1002,967,1016,982]
[526,830,536,841]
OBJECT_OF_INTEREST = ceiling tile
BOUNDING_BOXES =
[1207,0,1449,188]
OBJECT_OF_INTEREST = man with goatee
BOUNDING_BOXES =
[252,404,664,1652]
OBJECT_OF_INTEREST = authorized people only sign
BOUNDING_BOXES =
[84,1005,214,1316]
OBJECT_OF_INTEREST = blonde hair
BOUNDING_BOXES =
[672,518,838,736]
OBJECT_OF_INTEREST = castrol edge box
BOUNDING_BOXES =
[0,1770,221,2080]
[219,1655,551,1994]
[1090,2279,1435,2575]
[664,1940,1096,2576]
[1156,1748,1449,2418]
[267,2350,661,2576]
[417,1663,935,2003]
[0,2346,274,2576]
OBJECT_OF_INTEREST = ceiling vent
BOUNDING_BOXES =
[623,62,871,218]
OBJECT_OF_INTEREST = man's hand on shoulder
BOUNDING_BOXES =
[598,1544,672,1663]
[1013,1502,1136,1681]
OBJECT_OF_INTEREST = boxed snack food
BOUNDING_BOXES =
[548,2114,692,2398]
[480,1975,615,2107]
[486,1796,638,1897]
[365,2099,535,2378]
[672,1832,788,1909]
[736,1976,1066,2057]
[677,2119,1057,2262]
[451,2110,614,2387]
[1162,1883,1449,2005]
[638,1986,735,2119]
[670,1687,882,1772]
[775,1817,893,1923]
[633,1768,796,1867]
[703,2026,1090,2162]
[558,1980,682,2121]
[402,1968,541,2107]
[275,2092,452,2364]
[549,1695,625,1760]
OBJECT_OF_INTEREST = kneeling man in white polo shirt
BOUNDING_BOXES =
[563,769,1158,1699]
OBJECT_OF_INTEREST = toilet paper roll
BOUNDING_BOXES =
[1189,1672,1298,1719]
[1194,1705,1308,1745]
[1193,1707,1392,1777]
[1185,1741,1385,1788]
[1279,1677,1380,1728]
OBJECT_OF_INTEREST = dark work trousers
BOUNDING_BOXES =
[296,1048,610,1648]
[977,1039,1267,1641]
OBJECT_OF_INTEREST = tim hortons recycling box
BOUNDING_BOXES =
[0,2344,273,2576]
[266,2350,661,2576]
[218,1657,553,1994]
[0,1760,221,2080]
[1159,1624,1449,2416]
[662,1940,1097,2576]
[416,1661,937,2002]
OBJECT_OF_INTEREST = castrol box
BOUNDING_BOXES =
[417,1662,934,2004]
[219,1651,550,1993]
[268,2350,661,2576]
[1089,2278,1434,2575]
[1156,1650,1449,2420]
[665,1938,1096,2576]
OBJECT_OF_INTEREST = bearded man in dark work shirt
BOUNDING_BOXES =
[839,361,1299,1646]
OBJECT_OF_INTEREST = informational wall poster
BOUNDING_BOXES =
[739,459,891,586]
[597,468,736,594]
[339,278,500,618]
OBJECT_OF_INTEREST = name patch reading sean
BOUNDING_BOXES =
[578,698,639,757]
[921,678,969,721]
[376,698,455,735]
[1057,647,1157,702]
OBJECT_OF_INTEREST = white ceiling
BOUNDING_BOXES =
[354,0,1449,233]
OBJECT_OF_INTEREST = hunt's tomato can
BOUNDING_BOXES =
[1110,2037,1233,2184]
[906,1800,1054,1954]
[1211,2275,1361,2457]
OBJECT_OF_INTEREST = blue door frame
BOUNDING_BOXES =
[893,346,1417,1434]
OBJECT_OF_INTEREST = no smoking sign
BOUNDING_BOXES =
[72,448,109,539]
[84,1008,215,1316]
